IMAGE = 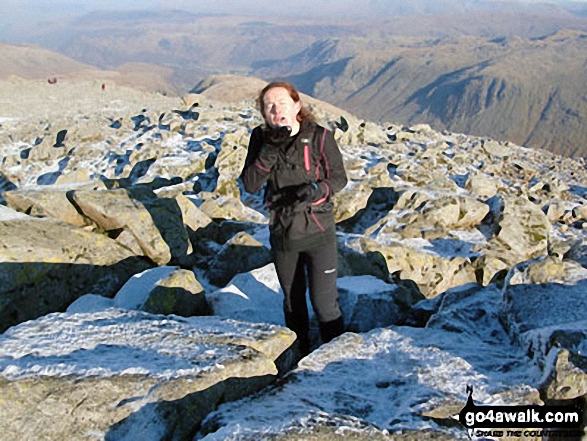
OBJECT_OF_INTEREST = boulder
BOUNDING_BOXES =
[494,196,550,261]
[68,266,209,317]
[354,237,477,298]
[337,276,424,332]
[3,182,104,227]
[214,127,250,196]
[0,207,151,332]
[72,186,191,265]
[426,283,508,344]
[208,264,284,325]
[464,171,499,198]
[198,326,541,440]
[207,231,272,287]
[500,261,587,400]
[0,309,296,440]
[174,194,213,233]
[337,241,390,280]
[475,195,551,283]
[198,192,267,223]
[481,139,512,158]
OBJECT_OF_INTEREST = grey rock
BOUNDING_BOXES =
[3,183,104,227]
[73,186,191,265]
[501,262,587,400]
[68,266,211,318]
[207,231,272,287]
[338,276,424,332]
[0,309,296,441]
[198,326,540,440]
[0,214,151,332]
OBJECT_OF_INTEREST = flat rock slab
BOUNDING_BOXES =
[0,309,295,441]
[198,325,541,440]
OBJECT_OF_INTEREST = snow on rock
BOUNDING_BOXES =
[198,275,587,440]
[500,260,587,400]
[68,265,209,317]
[338,275,424,332]
[198,325,541,440]
[1,77,587,440]
[207,264,284,326]
[0,309,296,440]
[0,203,30,220]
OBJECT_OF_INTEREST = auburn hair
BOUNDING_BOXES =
[258,81,316,123]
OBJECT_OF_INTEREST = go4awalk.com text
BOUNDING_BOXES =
[458,386,583,438]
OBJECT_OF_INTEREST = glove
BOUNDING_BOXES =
[295,182,321,204]
[256,126,292,171]
[262,125,292,148]
[291,183,318,213]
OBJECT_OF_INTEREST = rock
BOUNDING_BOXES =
[70,266,210,317]
[338,276,424,332]
[337,187,400,233]
[482,139,512,158]
[0,309,296,440]
[214,127,250,196]
[174,193,213,233]
[207,231,272,287]
[3,183,104,227]
[365,189,489,240]
[337,242,390,280]
[500,263,587,400]
[198,192,266,223]
[507,256,587,285]
[472,253,510,286]
[354,237,477,298]
[484,195,550,266]
[198,326,540,440]
[572,203,587,222]
[545,199,567,223]
[0,212,151,332]
[540,349,587,401]
[426,283,508,344]
[72,186,191,265]
[465,171,499,198]
[208,264,284,325]
[0,204,31,221]
[334,183,377,224]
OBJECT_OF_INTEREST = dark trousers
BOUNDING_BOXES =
[273,239,344,354]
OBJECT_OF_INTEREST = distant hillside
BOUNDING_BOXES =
[281,29,587,158]
[0,43,97,80]
[0,43,176,94]
[18,5,587,90]
[4,6,587,157]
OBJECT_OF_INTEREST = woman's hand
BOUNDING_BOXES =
[295,182,320,203]
[262,125,292,148]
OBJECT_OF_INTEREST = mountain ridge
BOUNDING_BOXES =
[1,10,586,157]
[284,29,587,157]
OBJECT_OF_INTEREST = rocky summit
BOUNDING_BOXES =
[0,77,586,440]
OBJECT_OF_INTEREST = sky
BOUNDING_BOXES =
[0,0,585,43]
[1,0,586,22]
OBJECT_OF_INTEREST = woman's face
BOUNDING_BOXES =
[263,87,301,133]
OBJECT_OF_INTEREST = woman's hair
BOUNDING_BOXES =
[258,81,316,123]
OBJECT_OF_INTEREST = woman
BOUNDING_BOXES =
[240,81,348,355]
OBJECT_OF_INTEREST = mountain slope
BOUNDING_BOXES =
[0,43,176,93]
[4,8,587,157]
[286,30,587,157]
